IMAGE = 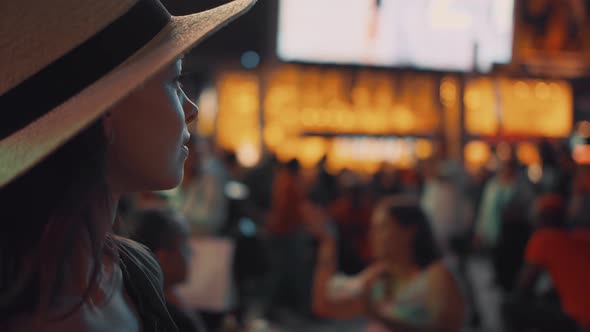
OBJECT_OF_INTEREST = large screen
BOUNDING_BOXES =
[277,0,515,72]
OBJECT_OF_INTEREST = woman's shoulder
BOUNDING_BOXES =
[425,261,460,290]
[115,237,180,331]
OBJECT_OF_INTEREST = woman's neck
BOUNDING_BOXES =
[61,196,120,299]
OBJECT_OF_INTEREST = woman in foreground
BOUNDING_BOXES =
[0,0,256,330]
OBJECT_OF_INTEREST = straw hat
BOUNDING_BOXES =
[0,0,257,187]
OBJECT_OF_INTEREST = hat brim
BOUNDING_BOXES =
[0,0,257,187]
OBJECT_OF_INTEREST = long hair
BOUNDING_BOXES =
[0,120,116,322]
[129,208,186,253]
[382,196,441,268]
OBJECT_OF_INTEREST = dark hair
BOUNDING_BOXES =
[129,208,187,253]
[535,193,566,228]
[539,140,558,167]
[223,151,239,169]
[0,121,116,321]
[286,158,300,174]
[502,155,519,172]
[382,196,441,268]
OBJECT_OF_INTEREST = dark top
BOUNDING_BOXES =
[166,301,207,332]
[118,238,179,332]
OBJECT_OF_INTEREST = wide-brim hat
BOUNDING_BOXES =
[0,0,257,187]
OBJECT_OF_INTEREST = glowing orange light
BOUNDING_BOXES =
[516,143,540,165]
[465,141,491,166]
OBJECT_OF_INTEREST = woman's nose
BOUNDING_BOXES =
[179,86,198,124]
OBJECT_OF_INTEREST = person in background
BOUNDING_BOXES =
[181,147,246,329]
[421,159,473,255]
[567,166,590,228]
[309,155,338,207]
[242,153,278,223]
[537,140,560,194]
[328,181,374,274]
[537,141,575,197]
[465,167,491,222]
[263,158,309,320]
[266,159,305,237]
[371,163,403,200]
[555,143,575,198]
[477,155,534,292]
[475,156,530,251]
[182,139,232,235]
[420,159,481,327]
[130,209,206,332]
[492,195,533,292]
[507,193,590,332]
[308,196,466,332]
[399,168,422,197]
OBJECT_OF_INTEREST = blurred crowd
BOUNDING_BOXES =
[118,137,590,332]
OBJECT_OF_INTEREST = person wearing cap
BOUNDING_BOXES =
[0,0,256,331]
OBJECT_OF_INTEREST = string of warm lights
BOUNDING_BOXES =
[209,65,573,174]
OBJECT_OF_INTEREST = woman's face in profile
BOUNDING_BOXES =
[370,206,415,262]
[106,59,197,192]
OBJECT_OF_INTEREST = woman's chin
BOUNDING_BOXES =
[165,174,184,190]
[150,170,184,191]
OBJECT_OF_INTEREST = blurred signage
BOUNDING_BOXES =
[215,66,441,170]
[465,77,572,137]
[277,0,514,72]
[262,66,441,171]
[326,137,429,173]
[513,0,590,77]
[263,66,440,137]
[215,72,261,160]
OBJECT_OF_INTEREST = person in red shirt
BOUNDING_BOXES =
[509,194,590,331]
[267,159,305,235]
[263,159,309,319]
[328,182,374,272]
